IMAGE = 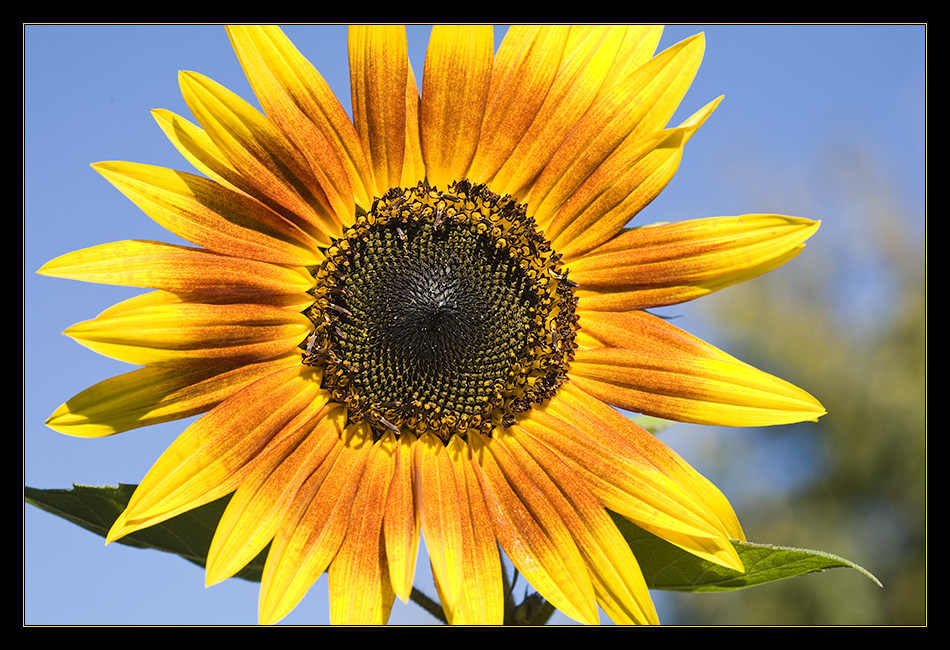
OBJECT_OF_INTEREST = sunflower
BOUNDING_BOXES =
[39,24,824,625]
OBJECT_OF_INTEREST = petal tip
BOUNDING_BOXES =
[44,410,67,434]
[105,515,129,544]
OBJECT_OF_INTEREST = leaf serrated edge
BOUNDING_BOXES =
[732,539,883,588]
[27,485,882,594]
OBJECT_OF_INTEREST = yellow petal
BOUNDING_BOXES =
[466,25,571,185]
[414,434,505,625]
[227,25,361,221]
[38,239,315,298]
[329,431,399,625]
[64,292,311,368]
[570,215,820,310]
[413,432,466,615]
[92,161,324,266]
[529,33,705,229]
[383,432,420,603]
[470,431,600,625]
[45,353,300,437]
[178,70,342,238]
[491,26,656,199]
[591,25,664,100]
[421,25,494,190]
[400,60,426,189]
[502,427,658,624]
[523,381,745,571]
[205,403,344,587]
[551,97,720,256]
[437,436,504,625]
[151,108,246,195]
[258,423,374,625]
[107,364,325,541]
[348,25,409,194]
[571,309,826,426]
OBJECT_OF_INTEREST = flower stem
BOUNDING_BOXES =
[409,587,448,624]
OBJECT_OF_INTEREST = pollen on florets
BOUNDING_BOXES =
[302,179,578,442]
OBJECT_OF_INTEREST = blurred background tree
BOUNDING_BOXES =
[655,137,926,625]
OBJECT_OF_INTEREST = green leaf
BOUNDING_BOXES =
[26,484,880,596]
[610,511,881,591]
[25,483,267,582]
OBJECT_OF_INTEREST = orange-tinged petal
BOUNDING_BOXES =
[413,432,466,615]
[551,97,721,257]
[383,432,420,603]
[414,434,505,625]
[400,60,426,188]
[502,427,658,624]
[490,26,630,199]
[590,25,664,101]
[570,215,820,309]
[523,381,744,570]
[470,431,600,625]
[419,436,504,625]
[554,382,745,543]
[329,431,399,625]
[37,23,828,628]
[107,364,325,541]
[254,432,345,621]
[227,25,359,223]
[45,352,301,437]
[64,291,311,369]
[466,25,570,185]
[571,309,826,427]
[421,25,493,190]
[92,161,324,266]
[38,240,315,298]
[151,108,247,195]
[258,423,373,625]
[519,408,731,548]
[529,33,705,229]
[179,70,344,239]
[348,25,409,194]
[446,436,505,625]
[205,402,343,586]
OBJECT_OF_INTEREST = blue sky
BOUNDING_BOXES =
[24,24,925,625]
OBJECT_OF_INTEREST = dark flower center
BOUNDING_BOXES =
[304,179,577,441]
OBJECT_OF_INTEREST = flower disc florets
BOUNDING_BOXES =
[303,179,578,442]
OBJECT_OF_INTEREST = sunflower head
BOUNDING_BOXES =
[306,178,579,442]
[39,24,826,626]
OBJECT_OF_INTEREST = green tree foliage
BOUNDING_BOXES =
[661,143,925,624]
